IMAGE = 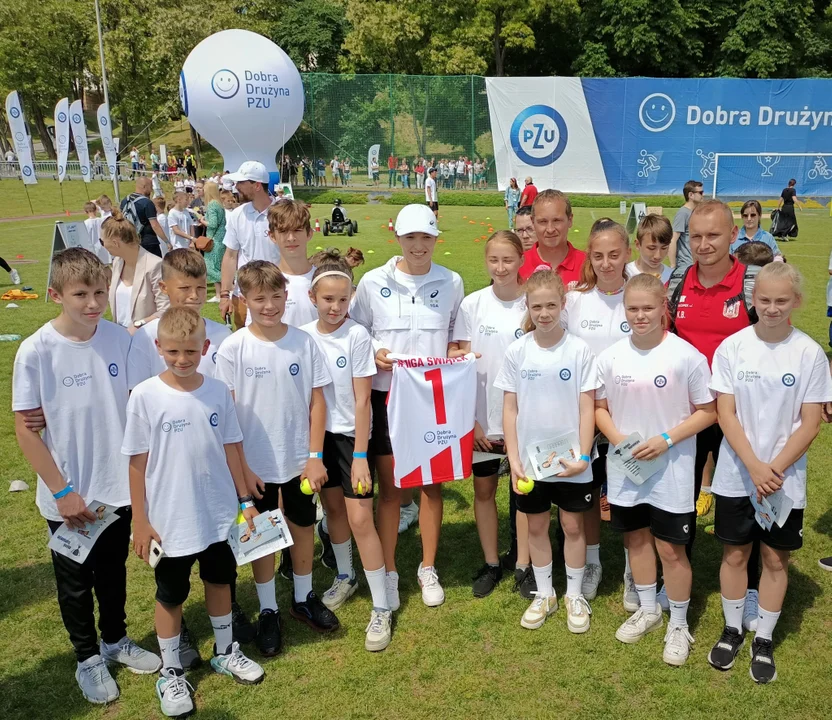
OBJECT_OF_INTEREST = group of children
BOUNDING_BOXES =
[12,194,830,716]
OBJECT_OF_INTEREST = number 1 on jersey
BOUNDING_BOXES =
[424,368,447,425]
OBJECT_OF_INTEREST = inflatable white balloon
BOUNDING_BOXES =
[180,29,304,172]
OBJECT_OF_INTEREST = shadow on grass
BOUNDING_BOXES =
[0,561,55,623]
[813,507,832,540]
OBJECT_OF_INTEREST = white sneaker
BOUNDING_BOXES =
[75,655,119,704]
[615,604,663,644]
[398,501,419,534]
[322,574,358,611]
[365,609,393,652]
[565,594,592,634]
[582,563,602,600]
[156,667,194,717]
[100,636,162,674]
[663,624,694,666]
[417,563,445,607]
[385,571,401,612]
[210,642,264,684]
[743,589,759,633]
[521,592,558,629]
[657,584,670,612]
[622,573,639,613]
[315,495,324,522]
[207,295,220,303]
[9,269,21,285]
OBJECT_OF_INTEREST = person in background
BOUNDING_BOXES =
[774,179,802,241]
[669,180,704,269]
[732,200,782,258]
[331,156,341,187]
[184,149,197,182]
[150,148,159,172]
[121,177,169,258]
[371,156,380,187]
[415,158,425,190]
[130,147,139,178]
[1,255,21,285]
[514,207,537,252]
[519,177,538,209]
[152,197,172,257]
[628,214,673,283]
[519,190,586,285]
[151,171,162,199]
[202,182,227,303]
[388,154,397,188]
[425,167,438,218]
[93,151,103,180]
[505,178,521,230]
[345,247,365,269]
[343,158,351,186]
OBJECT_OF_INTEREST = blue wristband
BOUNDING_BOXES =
[308,452,323,459]
[661,432,673,448]
[353,452,368,459]
[53,486,72,500]
[579,454,591,463]
[240,501,254,511]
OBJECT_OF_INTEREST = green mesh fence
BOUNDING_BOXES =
[287,74,495,189]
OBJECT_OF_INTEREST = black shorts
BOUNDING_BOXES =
[610,503,696,546]
[472,441,505,478]
[428,201,439,212]
[322,431,375,499]
[516,480,594,515]
[370,390,392,456]
[155,541,236,606]
[591,443,608,489]
[714,494,804,551]
[255,477,316,528]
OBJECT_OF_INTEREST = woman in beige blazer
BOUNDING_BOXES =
[102,210,169,334]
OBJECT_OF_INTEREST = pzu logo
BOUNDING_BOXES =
[559,368,571,381]
[336,356,347,368]
[380,287,392,298]
[515,328,524,338]
[654,375,668,388]
[209,413,219,427]
[108,363,119,377]
[289,363,300,376]
[782,373,796,387]
[620,322,631,333]
[510,105,569,167]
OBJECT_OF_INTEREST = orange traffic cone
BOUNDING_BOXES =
[388,218,394,232]
[314,218,321,232]
[65,210,71,217]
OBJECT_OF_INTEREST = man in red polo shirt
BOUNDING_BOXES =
[518,176,538,209]
[518,189,586,287]
[669,198,759,625]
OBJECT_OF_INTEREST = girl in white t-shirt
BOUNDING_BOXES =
[706,263,832,684]
[595,273,716,667]
[496,269,599,634]
[564,218,632,602]
[450,231,528,598]
[301,255,392,652]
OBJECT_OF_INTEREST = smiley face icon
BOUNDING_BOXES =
[211,69,240,99]
[639,93,676,133]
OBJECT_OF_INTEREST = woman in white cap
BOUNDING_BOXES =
[351,204,464,610]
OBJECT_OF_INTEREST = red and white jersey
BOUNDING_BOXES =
[388,354,476,488]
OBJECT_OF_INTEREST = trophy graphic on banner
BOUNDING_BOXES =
[757,154,781,178]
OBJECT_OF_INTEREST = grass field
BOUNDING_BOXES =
[2,193,832,720]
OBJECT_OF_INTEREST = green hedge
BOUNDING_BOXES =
[294,190,369,205]
[375,190,684,208]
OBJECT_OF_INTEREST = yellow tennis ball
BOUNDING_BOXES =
[300,478,314,495]
[356,481,364,495]
[236,512,246,525]
[517,477,535,495]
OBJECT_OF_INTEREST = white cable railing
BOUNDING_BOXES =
[0,160,185,181]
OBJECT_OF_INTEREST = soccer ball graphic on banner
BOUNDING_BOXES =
[179,29,304,172]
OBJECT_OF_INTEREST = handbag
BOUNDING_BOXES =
[194,235,214,253]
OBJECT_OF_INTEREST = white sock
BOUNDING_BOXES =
[636,582,657,612]
[721,595,745,631]
[255,577,277,613]
[586,544,600,566]
[532,562,554,598]
[365,566,389,610]
[158,635,181,670]
[293,572,313,603]
[210,613,233,655]
[565,564,585,597]
[668,597,690,627]
[756,605,781,642]
[624,548,632,576]
[332,539,354,579]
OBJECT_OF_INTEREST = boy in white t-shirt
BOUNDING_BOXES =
[269,200,318,327]
[13,248,161,705]
[167,192,195,250]
[124,307,264,718]
[627,214,672,284]
[216,260,337,658]
[153,197,173,256]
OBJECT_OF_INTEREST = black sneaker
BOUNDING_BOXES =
[514,566,537,600]
[707,626,744,670]
[472,564,503,598]
[278,549,293,581]
[179,617,201,669]
[819,556,832,572]
[316,520,336,570]
[231,601,257,645]
[256,609,282,657]
[750,637,777,684]
[290,591,340,633]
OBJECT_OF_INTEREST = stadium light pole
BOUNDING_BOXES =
[95,0,120,202]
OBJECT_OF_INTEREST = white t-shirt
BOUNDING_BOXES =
[157,214,170,254]
[167,208,193,249]
[114,280,132,327]
[494,332,599,484]
[331,159,340,171]
[12,320,132,520]
[244,267,318,328]
[452,287,526,439]
[710,326,832,509]
[223,201,280,270]
[127,317,231,389]
[216,326,331,484]
[596,334,714,513]
[122,376,242,557]
[626,261,672,284]
[83,218,100,254]
[5,150,14,162]
[425,177,437,202]
[301,319,377,435]
[564,288,631,358]
[350,257,464,392]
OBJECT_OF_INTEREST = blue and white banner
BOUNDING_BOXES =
[69,100,91,183]
[368,144,380,178]
[487,77,832,196]
[55,98,70,182]
[5,91,37,185]
[96,103,118,180]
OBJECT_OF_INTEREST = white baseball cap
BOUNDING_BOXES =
[227,160,270,184]
[395,204,441,237]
